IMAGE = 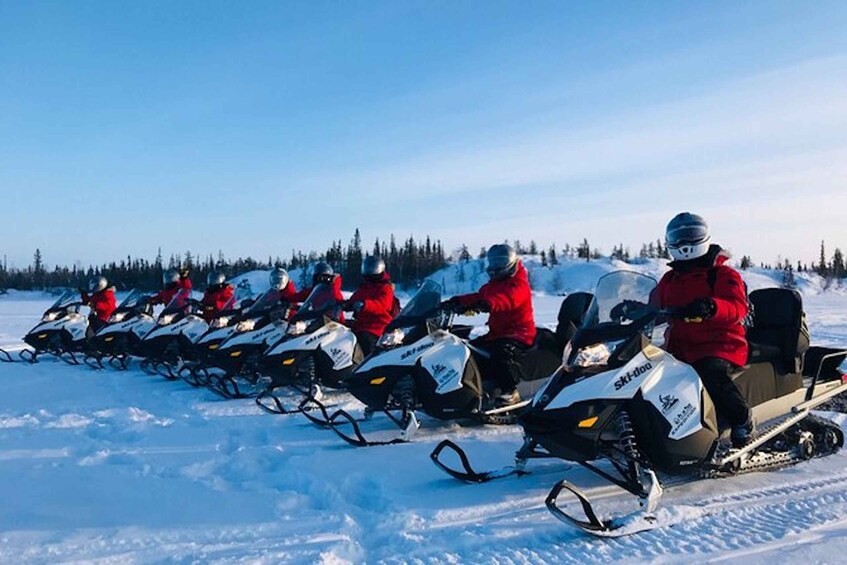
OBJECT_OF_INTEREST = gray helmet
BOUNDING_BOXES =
[207,271,226,287]
[88,275,108,294]
[163,268,180,286]
[666,212,711,261]
[269,267,290,290]
[486,244,518,280]
[362,256,386,278]
[313,262,334,284]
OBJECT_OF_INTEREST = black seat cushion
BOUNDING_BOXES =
[556,292,593,349]
[747,288,809,374]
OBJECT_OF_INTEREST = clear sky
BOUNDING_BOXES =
[2,1,846,270]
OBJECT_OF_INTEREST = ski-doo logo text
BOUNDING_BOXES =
[613,362,653,391]
[306,331,330,345]
[401,341,435,360]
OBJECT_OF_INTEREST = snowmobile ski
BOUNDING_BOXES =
[327,407,419,447]
[430,439,530,483]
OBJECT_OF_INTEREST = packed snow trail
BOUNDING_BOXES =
[2,275,847,563]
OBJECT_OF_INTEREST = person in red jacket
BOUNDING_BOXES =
[447,244,536,406]
[344,256,396,355]
[655,212,753,447]
[292,262,345,321]
[149,268,192,307]
[79,275,116,334]
[200,271,235,322]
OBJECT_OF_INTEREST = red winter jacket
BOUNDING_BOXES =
[455,261,536,346]
[150,278,193,306]
[201,284,235,322]
[81,287,117,323]
[656,245,748,367]
[348,272,396,337]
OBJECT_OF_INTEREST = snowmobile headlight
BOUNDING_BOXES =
[110,312,127,323]
[236,319,256,333]
[211,316,231,329]
[287,320,307,336]
[158,314,176,326]
[569,339,627,369]
[42,312,58,322]
[377,326,413,348]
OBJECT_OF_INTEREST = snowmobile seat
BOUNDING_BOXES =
[555,292,593,350]
[734,288,808,405]
[746,288,809,375]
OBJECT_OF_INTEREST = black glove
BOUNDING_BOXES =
[179,269,190,280]
[681,298,716,321]
[347,300,364,314]
[78,287,87,295]
[471,300,490,313]
[610,300,646,322]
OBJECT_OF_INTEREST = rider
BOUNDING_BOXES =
[343,256,397,356]
[293,262,344,303]
[79,275,116,334]
[149,268,192,307]
[446,244,536,407]
[267,267,300,321]
[200,271,234,322]
[655,212,753,447]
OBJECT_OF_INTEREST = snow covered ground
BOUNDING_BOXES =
[2,262,847,563]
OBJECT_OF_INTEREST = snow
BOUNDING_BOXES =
[1,259,847,563]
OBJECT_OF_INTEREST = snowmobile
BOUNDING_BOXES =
[138,288,209,378]
[82,289,156,369]
[3,290,90,363]
[324,280,592,447]
[256,282,361,416]
[489,270,846,537]
[201,289,292,398]
[177,285,256,388]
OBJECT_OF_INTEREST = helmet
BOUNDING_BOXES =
[313,262,334,284]
[269,267,290,290]
[207,271,226,287]
[88,275,108,294]
[486,244,518,280]
[362,256,386,279]
[163,268,180,286]
[666,212,711,261]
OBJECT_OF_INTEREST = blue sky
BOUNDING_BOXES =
[2,1,846,269]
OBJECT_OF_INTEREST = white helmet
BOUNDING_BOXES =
[666,212,711,261]
[88,275,108,293]
[269,267,290,291]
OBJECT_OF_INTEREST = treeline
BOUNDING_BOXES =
[0,229,447,292]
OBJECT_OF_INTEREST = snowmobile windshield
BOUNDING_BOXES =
[293,283,339,321]
[50,290,78,310]
[245,290,282,315]
[217,285,253,312]
[396,280,442,322]
[118,289,146,309]
[164,288,192,311]
[583,271,657,328]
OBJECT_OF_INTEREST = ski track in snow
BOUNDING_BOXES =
[2,269,847,563]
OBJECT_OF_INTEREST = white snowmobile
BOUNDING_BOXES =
[138,288,209,379]
[177,285,256,388]
[83,289,156,369]
[476,270,846,537]
[3,291,90,364]
[256,282,361,416]
[201,289,292,398]
[325,280,591,447]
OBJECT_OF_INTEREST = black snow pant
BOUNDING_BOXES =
[86,317,107,339]
[355,331,379,358]
[470,337,530,394]
[693,357,751,428]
